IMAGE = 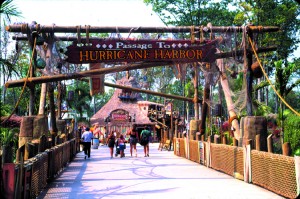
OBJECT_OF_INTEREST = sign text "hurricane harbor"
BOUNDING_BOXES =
[65,39,217,64]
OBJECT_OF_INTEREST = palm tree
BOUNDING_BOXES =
[1,0,22,104]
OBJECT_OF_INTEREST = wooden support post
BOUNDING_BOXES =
[222,135,227,145]
[201,134,205,141]
[196,132,201,141]
[267,134,273,153]
[214,135,220,144]
[194,63,199,120]
[200,86,210,135]
[246,139,252,147]
[169,103,173,151]
[282,142,291,156]
[57,69,62,120]
[174,119,178,138]
[48,83,57,146]
[233,138,238,146]
[255,134,261,151]
[246,26,253,116]
[208,135,214,143]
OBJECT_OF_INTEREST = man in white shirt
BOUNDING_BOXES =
[81,127,94,159]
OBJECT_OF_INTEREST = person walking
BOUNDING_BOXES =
[117,134,126,158]
[128,128,139,157]
[107,131,116,158]
[81,127,93,159]
[140,126,151,157]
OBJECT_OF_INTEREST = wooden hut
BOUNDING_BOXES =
[90,76,163,140]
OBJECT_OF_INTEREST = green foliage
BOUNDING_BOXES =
[283,112,300,155]
[0,127,19,163]
[0,97,10,116]
[144,0,237,26]
[0,127,19,146]
[253,100,272,116]
[66,80,92,118]
[223,131,233,145]
[295,148,300,156]
[0,0,22,17]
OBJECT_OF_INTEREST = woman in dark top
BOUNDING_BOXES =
[107,131,116,158]
[128,128,139,157]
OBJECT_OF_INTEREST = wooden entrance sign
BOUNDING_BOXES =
[65,39,217,64]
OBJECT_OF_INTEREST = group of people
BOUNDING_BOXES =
[107,126,151,158]
[81,125,152,160]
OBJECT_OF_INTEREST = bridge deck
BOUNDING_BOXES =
[37,143,283,199]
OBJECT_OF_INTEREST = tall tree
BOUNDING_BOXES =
[1,0,22,106]
[234,0,300,114]
[144,0,237,26]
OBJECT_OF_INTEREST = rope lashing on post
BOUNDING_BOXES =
[199,25,204,43]
[229,115,238,128]
[190,25,195,44]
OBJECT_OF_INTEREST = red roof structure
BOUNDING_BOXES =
[90,76,163,135]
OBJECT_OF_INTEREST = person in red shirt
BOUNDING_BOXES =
[117,134,126,158]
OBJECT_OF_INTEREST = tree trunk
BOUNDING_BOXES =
[216,56,241,140]
[38,83,47,115]
[57,81,62,119]
[48,83,57,145]
[246,30,253,116]
[193,64,199,120]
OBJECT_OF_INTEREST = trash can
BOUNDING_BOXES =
[92,138,99,149]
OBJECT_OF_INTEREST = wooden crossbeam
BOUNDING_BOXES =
[6,24,279,34]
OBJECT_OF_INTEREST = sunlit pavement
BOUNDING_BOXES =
[37,143,284,199]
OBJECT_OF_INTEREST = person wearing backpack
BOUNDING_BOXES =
[140,126,151,157]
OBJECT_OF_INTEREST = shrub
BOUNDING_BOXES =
[283,113,300,155]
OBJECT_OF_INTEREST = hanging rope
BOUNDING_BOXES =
[77,25,81,45]
[248,36,300,116]
[190,25,195,44]
[1,37,37,125]
[199,25,204,43]
[86,25,90,46]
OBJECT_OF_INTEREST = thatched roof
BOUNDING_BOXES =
[91,76,161,126]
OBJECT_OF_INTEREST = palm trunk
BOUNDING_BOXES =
[38,83,47,115]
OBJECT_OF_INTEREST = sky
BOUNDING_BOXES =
[9,0,299,57]
[11,0,165,27]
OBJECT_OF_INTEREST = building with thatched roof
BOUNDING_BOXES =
[90,76,163,138]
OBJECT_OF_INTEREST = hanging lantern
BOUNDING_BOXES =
[36,35,45,45]
[36,58,46,69]
[31,31,45,45]
[251,61,263,78]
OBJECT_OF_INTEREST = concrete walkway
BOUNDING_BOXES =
[38,143,284,199]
